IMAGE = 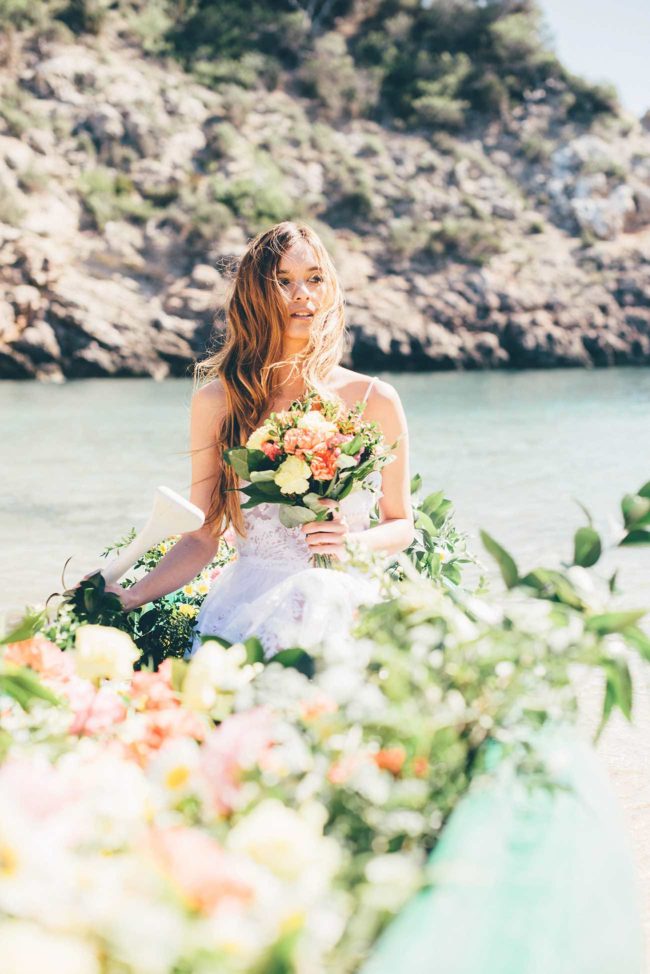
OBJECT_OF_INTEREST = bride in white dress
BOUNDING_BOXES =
[106,221,414,657]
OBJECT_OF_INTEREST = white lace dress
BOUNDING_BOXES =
[187,471,384,659]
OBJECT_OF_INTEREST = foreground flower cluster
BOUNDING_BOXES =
[1,480,649,973]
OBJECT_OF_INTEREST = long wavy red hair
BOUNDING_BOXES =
[194,221,347,537]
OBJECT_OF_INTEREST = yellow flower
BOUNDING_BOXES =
[182,585,194,596]
[246,425,272,451]
[274,455,311,495]
[178,603,198,618]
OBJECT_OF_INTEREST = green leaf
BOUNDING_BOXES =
[0,666,60,710]
[247,449,270,473]
[335,454,357,470]
[586,609,647,634]
[620,528,650,546]
[599,657,633,729]
[279,506,317,528]
[622,625,650,661]
[480,530,519,589]
[200,633,231,647]
[0,608,46,645]
[519,568,585,609]
[340,434,363,456]
[621,493,650,528]
[249,469,277,483]
[430,499,452,527]
[223,447,250,480]
[410,473,423,494]
[573,526,601,568]
[272,648,315,678]
[421,491,445,517]
[243,637,265,664]
[414,510,436,534]
[638,480,650,498]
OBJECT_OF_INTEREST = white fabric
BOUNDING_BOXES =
[188,470,383,659]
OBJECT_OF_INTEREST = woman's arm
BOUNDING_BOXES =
[352,379,414,555]
[302,379,414,559]
[113,381,226,611]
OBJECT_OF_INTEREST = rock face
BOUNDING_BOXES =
[2,33,650,379]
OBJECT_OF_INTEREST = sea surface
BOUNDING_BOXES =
[1,367,649,615]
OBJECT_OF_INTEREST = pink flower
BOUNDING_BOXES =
[283,426,331,455]
[149,826,253,913]
[209,567,222,582]
[260,441,282,461]
[130,659,179,711]
[68,684,127,736]
[201,708,274,815]
[128,708,207,763]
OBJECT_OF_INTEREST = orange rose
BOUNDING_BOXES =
[373,746,406,775]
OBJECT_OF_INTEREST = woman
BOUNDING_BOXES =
[108,221,414,656]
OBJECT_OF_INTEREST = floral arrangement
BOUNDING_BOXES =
[224,391,393,567]
[1,481,649,972]
[43,530,237,668]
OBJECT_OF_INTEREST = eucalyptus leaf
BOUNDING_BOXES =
[279,506,317,528]
[573,526,601,568]
[336,454,357,470]
[410,473,422,494]
[480,530,519,589]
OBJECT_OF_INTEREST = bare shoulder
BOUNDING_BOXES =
[328,366,398,405]
[192,377,227,416]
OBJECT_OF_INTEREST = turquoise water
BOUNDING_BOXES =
[1,368,649,615]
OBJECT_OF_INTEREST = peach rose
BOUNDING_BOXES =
[310,450,338,481]
[149,826,253,913]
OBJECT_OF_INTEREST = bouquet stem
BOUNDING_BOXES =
[312,554,334,570]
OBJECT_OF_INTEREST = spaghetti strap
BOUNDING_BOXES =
[362,376,378,403]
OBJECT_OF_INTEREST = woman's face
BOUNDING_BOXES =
[276,241,325,343]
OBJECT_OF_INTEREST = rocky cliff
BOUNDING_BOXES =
[2,13,650,380]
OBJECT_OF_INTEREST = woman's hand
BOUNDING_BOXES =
[301,499,350,561]
[78,572,137,612]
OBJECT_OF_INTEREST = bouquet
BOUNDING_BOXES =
[224,391,393,567]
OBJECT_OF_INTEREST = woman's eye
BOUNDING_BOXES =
[310,275,323,284]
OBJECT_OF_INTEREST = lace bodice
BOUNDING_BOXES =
[236,470,382,567]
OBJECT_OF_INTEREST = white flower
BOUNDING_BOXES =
[147,737,203,804]
[226,799,339,888]
[0,919,100,974]
[182,641,253,713]
[273,455,311,495]
[297,411,337,437]
[74,625,139,682]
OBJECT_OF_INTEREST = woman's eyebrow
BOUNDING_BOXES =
[278,265,321,273]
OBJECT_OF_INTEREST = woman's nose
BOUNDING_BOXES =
[290,280,310,298]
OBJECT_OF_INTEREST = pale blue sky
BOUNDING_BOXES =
[540,0,650,117]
